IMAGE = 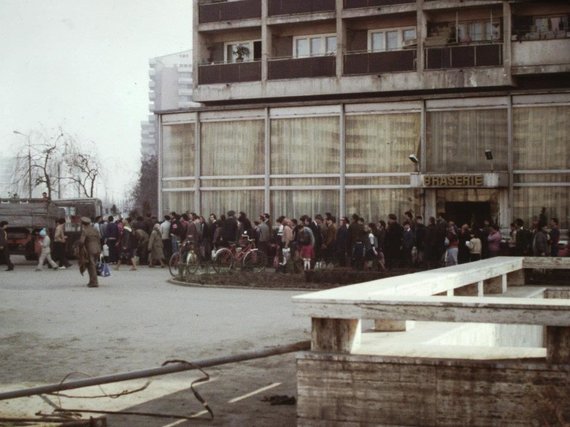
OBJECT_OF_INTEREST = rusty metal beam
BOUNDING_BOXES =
[0,340,310,401]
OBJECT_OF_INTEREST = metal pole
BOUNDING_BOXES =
[0,340,310,401]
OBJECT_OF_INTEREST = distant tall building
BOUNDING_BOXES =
[141,49,199,160]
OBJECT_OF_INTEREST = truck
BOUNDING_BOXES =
[0,198,63,260]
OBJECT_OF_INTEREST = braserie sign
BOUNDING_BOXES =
[423,175,484,187]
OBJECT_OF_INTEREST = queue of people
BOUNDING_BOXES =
[0,207,565,277]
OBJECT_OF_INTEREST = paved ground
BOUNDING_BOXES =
[0,256,311,426]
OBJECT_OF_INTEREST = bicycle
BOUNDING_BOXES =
[169,239,218,279]
[213,235,267,273]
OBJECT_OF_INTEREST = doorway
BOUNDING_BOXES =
[445,202,491,227]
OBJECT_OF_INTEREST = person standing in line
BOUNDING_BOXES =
[160,215,172,261]
[54,218,71,268]
[533,224,549,257]
[0,221,14,271]
[466,231,482,262]
[78,217,102,287]
[36,228,61,271]
[487,225,502,258]
[148,223,166,268]
[550,218,560,257]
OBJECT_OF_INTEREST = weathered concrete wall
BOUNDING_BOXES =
[512,39,570,67]
[297,352,570,426]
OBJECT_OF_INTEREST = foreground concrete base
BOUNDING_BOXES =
[297,351,570,426]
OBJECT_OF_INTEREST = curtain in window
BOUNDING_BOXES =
[270,116,340,175]
[201,190,264,219]
[513,106,570,170]
[162,124,195,178]
[427,109,508,173]
[271,190,339,220]
[346,189,420,223]
[161,191,194,215]
[514,187,569,229]
[201,120,265,177]
[346,113,420,174]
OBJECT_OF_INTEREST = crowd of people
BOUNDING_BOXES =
[84,207,563,273]
[0,207,563,277]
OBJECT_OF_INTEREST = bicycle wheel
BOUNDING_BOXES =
[242,249,267,273]
[213,248,234,273]
[184,250,200,277]
[168,252,180,277]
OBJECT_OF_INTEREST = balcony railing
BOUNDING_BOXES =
[268,56,336,80]
[344,49,416,75]
[199,0,261,24]
[268,0,335,16]
[344,0,414,8]
[425,43,503,70]
[198,61,262,85]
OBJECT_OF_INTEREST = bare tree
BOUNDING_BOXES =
[65,150,101,198]
[12,127,101,200]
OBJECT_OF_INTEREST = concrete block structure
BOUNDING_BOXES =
[156,0,570,229]
[293,257,570,425]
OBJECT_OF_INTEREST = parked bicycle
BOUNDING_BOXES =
[169,239,220,280]
[213,235,267,273]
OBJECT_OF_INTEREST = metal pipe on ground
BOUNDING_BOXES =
[0,340,310,401]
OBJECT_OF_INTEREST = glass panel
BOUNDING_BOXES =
[296,38,309,57]
[346,113,421,174]
[534,17,549,33]
[326,36,337,54]
[426,109,508,173]
[162,123,195,178]
[271,116,340,175]
[161,191,194,215]
[310,37,321,56]
[457,24,469,42]
[514,187,569,230]
[271,190,339,221]
[371,32,385,52]
[386,31,399,51]
[513,106,570,170]
[346,189,421,224]
[201,120,265,176]
[201,190,264,219]
[469,22,484,41]
[403,28,416,41]
[486,22,500,40]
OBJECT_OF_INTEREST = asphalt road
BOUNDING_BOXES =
[0,256,311,426]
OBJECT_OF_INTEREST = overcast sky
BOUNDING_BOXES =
[0,0,192,202]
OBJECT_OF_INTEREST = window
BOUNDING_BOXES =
[293,34,337,57]
[368,27,416,52]
[533,15,569,34]
[457,20,501,43]
[224,40,262,63]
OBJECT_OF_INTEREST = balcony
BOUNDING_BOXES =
[268,0,335,16]
[344,50,416,75]
[268,56,336,80]
[425,43,502,70]
[198,61,262,85]
[199,0,261,24]
[344,0,414,8]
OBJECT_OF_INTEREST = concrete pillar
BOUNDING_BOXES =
[336,0,344,78]
[311,318,361,353]
[261,0,270,82]
[546,327,570,364]
[416,0,426,74]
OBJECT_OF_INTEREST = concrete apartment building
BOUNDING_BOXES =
[141,49,197,160]
[156,0,570,231]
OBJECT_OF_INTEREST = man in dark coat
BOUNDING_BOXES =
[384,214,403,269]
[79,217,102,288]
[0,221,14,271]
